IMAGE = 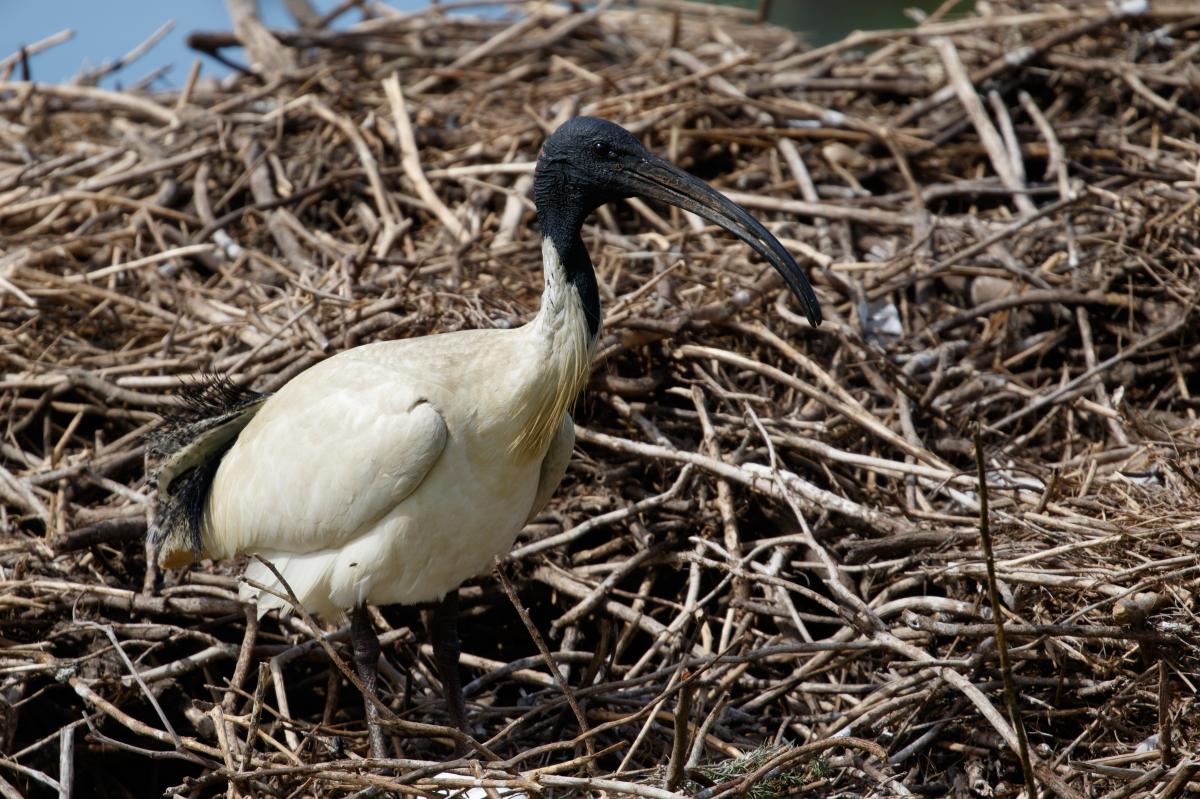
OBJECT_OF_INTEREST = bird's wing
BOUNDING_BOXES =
[202,358,448,559]
[526,412,574,524]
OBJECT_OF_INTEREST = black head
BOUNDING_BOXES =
[534,116,821,326]
[536,117,650,210]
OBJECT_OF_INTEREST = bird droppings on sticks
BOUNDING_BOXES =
[1,1,1199,798]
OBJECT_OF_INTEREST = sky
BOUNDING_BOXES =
[2,1,935,89]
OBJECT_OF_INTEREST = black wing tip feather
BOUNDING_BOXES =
[146,371,269,563]
[173,371,266,423]
[148,372,265,451]
[148,448,228,556]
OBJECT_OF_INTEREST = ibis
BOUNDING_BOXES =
[148,116,821,758]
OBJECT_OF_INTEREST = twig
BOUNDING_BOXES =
[383,74,469,243]
[495,563,594,759]
[975,423,1039,799]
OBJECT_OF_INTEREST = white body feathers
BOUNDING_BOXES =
[196,239,594,617]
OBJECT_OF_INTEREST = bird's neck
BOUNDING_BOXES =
[534,230,601,335]
[533,164,601,339]
[510,235,598,460]
[538,218,601,338]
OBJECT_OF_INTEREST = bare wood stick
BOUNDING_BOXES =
[574,426,910,537]
[510,466,692,560]
[1123,70,1200,132]
[495,563,594,758]
[383,74,469,243]
[932,38,1036,216]
[292,95,404,256]
[665,677,694,792]
[57,726,73,799]
[974,424,1039,799]
[407,12,547,94]
[993,313,1193,430]
[225,0,296,77]
[677,344,950,470]
[69,678,223,761]
[0,81,178,125]
[0,29,73,73]
[62,244,215,283]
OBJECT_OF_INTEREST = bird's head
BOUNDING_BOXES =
[534,116,821,326]
[536,117,649,207]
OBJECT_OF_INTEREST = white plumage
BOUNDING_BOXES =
[201,239,589,617]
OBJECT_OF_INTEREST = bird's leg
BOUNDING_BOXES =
[350,604,390,761]
[428,589,468,737]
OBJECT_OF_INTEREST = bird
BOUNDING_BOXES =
[147,116,822,759]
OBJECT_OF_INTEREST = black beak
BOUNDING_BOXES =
[624,154,822,326]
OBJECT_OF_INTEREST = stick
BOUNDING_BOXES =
[975,424,1039,799]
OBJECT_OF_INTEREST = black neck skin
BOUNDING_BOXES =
[534,174,602,339]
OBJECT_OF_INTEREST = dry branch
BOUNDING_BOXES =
[1,1,1198,797]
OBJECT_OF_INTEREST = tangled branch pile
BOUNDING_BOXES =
[2,1,1198,796]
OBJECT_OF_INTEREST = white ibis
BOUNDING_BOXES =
[148,117,821,758]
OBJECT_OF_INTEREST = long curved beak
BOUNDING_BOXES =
[623,154,822,326]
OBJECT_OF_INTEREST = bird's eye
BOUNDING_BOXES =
[592,141,616,160]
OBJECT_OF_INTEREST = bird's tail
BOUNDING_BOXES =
[146,373,268,568]
[241,551,343,620]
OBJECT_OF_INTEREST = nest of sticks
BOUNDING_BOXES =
[2,1,1199,796]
